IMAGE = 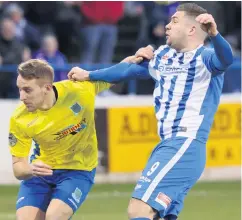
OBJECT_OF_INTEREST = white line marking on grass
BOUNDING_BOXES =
[87,190,229,199]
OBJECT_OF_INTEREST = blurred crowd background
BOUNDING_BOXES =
[0,1,240,98]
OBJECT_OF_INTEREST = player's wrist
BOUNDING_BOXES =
[209,30,219,37]
[120,55,136,63]
[84,71,90,80]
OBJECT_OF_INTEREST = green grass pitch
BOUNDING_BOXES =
[0,181,240,220]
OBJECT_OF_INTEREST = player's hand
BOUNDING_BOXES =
[135,45,154,60]
[68,67,90,81]
[30,161,53,177]
[195,13,218,37]
[120,55,144,64]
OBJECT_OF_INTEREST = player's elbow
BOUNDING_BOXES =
[223,53,234,68]
[224,47,234,67]
[13,170,32,181]
[12,158,32,180]
[13,172,24,180]
[226,54,234,67]
[12,167,25,180]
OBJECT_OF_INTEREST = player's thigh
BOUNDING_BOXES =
[16,176,52,219]
[16,206,45,220]
[164,188,189,218]
[132,138,206,218]
[46,169,96,218]
[128,197,157,219]
[45,199,73,220]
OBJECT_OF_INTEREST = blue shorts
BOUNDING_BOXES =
[132,137,206,218]
[16,169,96,213]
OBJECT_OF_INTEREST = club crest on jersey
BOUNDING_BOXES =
[184,52,194,60]
[53,118,87,140]
[162,55,169,60]
[70,102,82,115]
[9,133,17,147]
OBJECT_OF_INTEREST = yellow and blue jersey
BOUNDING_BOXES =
[9,80,111,171]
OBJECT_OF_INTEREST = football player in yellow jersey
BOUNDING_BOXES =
[9,54,150,220]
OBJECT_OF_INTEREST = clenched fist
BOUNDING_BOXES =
[68,67,90,82]
[196,13,218,36]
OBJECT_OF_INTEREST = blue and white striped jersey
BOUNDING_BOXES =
[148,44,224,143]
[89,34,233,143]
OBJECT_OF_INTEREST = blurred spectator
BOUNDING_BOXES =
[79,1,124,64]
[187,1,226,34]
[135,2,177,49]
[0,18,27,64]
[205,35,241,94]
[0,18,26,98]
[19,2,61,35]
[54,1,82,61]
[5,3,41,51]
[223,57,241,93]
[0,1,10,19]
[32,35,68,82]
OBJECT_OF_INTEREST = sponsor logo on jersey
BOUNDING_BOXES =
[139,176,151,183]
[158,65,189,73]
[53,118,87,140]
[135,184,142,190]
[155,192,172,209]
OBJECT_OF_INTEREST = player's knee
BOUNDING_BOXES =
[45,208,72,220]
[16,207,45,220]
[127,198,156,219]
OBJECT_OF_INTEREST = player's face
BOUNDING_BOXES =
[17,75,47,112]
[165,11,190,49]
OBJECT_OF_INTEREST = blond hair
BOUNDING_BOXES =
[17,59,54,82]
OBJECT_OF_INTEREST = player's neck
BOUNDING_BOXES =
[176,40,203,53]
[39,88,57,111]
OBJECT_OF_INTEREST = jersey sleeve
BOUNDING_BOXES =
[9,116,32,157]
[89,61,150,83]
[93,81,112,94]
[201,48,226,75]
[201,33,233,76]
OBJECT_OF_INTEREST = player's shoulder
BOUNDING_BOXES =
[54,80,96,94]
[201,47,215,57]
[199,47,216,66]
[11,102,28,120]
[154,45,170,55]
[55,80,94,89]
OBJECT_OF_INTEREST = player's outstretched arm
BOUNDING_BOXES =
[68,61,150,83]
[12,156,53,180]
[196,13,233,73]
[68,46,154,83]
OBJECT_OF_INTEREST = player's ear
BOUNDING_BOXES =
[44,84,53,92]
[188,25,196,36]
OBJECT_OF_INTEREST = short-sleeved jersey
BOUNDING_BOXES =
[9,80,111,171]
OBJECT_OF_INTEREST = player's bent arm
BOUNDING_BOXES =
[89,61,151,83]
[12,156,33,180]
[12,156,53,180]
[202,33,233,74]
